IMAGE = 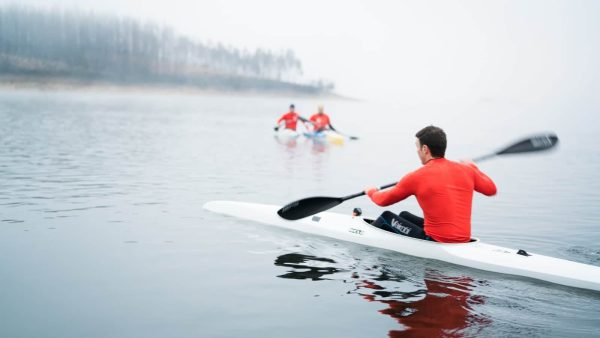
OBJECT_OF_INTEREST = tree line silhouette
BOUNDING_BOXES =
[0,5,334,93]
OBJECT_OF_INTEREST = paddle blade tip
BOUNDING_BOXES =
[277,197,342,220]
[496,132,560,156]
[277,201,303,220]
[277,210,302,220]
[532,133,559,150]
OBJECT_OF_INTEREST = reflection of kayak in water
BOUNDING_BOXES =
[274,128,299,147]
[204,201,600,292]
[303,130,345,145]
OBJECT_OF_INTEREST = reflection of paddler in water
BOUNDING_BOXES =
[310,137,328,153]
[274,253,489,336]
[351,269,490,337]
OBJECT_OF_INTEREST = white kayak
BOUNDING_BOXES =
[274,128,300,139]
[204,200,600,292]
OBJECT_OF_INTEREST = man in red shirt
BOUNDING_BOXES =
[275,104,300,131]
[308,105,333,132]
[365,126,497,243]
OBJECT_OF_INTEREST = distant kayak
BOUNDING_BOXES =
[303,130,345,145]
[274,128,300,139]
[204,200,600,292]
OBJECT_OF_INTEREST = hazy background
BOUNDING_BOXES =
[3,0,599,104]
[2,2,600,336]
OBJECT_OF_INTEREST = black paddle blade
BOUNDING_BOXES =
[277,196,343,220]
[497,133,559,155]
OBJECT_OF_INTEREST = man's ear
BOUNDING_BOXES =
[423,144,430,155]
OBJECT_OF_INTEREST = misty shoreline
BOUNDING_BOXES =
[0,6,336,98]
[0,75,348,99]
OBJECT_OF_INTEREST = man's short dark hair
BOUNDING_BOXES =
[415,126,446,158]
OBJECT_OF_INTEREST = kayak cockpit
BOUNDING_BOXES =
[362,218,479,244]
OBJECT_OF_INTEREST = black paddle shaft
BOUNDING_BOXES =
[277,183,397,220]
[341,182,396,201]
[328,123,359,140]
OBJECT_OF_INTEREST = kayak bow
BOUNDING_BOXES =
[204,200,600,292]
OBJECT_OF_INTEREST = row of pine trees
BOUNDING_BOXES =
[0,6,334,93]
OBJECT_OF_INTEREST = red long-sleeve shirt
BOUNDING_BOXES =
[309,113,331,131]
[277,112,299,130]
[367,158,496,243]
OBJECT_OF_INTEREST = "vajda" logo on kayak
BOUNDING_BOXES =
[391,219,411,235]
[349,228,363,235]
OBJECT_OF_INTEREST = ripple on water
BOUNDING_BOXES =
[1,219,25,224]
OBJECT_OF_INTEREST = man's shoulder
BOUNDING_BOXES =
[440,158,473,169]
[446,159,478,175]
[420,158,473,174]
[405,165,429,179]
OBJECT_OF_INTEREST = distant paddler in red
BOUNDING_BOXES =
[274,104,302,131]
[307,105,346,144]
[308,105,333,132]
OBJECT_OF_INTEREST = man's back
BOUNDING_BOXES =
[309,113,330,131]
[278,112,298,130]
[368,158,496,242]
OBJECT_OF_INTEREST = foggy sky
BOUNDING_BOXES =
[2,0,599,104]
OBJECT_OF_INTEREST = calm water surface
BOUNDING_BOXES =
[0,89,599,337]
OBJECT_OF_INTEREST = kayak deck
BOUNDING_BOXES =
[203,200,600,292]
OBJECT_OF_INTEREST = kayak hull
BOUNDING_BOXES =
[203,200,600,292]
[274,128,299,139]
[303,130,345,144]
